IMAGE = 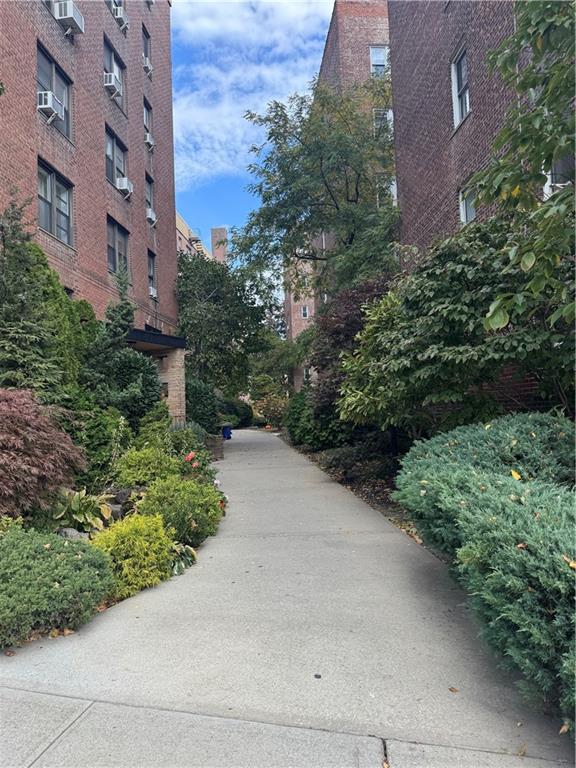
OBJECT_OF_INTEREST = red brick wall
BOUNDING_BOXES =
[319,0,389,89]
[0,0,178,332]
[388,0,514,251]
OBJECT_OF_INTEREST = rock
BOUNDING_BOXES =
[56,527,89,541]
[109,503,123,520]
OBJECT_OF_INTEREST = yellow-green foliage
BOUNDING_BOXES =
[115,447,181,487]
[91,514,173,600]
[139,476,223,547]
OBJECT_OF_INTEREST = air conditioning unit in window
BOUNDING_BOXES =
[53,0,85,34]
[112,4,129,30]
[146,207,158,226]
[116,176,133,198]
[104,72,122,98]
[142,56,153,75]
[144,132,155,151]
[37,91,65,124]
[149,286,158,299]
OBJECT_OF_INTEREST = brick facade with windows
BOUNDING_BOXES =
[0,0,185,420]
[387,0,514,251]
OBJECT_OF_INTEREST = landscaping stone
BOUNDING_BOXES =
[56,528,89,541]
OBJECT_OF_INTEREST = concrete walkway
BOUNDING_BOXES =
[1,430,573,768]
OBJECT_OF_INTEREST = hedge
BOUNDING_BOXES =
[393,412,575,728]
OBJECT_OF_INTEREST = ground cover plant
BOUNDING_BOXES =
[0,526,114,648]
[394,411,575,728]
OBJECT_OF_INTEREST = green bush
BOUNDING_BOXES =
[216,397,253,428]
[169,425,205,455]
[91,514,173,600]
[456,479,575,725]
[139,476,224,548]
[233,400,253,428]
[185,378,220,433]
[393,411,576,728]
[284,391,353,451]
[0,527,114,647]
[133,401,173,453]
[254,393,288,429]
[219,412,240,428]
[114,447,181,487]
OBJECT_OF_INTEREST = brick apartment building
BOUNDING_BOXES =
[0,0,185,421]
[387,0,515,250]
[285,0,389,390]
[210,226,228,264]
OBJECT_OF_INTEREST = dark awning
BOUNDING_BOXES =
[127,328,186,352]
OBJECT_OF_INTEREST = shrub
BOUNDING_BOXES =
[181,448,217,485]
[133,401,172,453]
[219,412,240,428]
[254,393,288,429]
[217,397,253,428]
[52,488,112,533]
[114,446,181,487]
[139,476,223,548]
[233,400,253,428]
[284,391,353,451]
[456,480,575,725]
[0,527,113,647]
[0,389,85,519]
[169,424,205,455]
[91,514,173,600]
[185,378,220,433]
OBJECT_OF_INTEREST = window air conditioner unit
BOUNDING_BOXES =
[142,56,153,75]
[53,0,85,34]
[144,132,155,151]
[103,72,122,97]
[37,91,65,123]
[112,4,129,30]
[116,176,133,197]
[146,207,158,226]
[149,286,158,299]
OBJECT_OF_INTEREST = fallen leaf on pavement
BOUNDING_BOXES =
[62,628,75,636]
[4,650,15,657]
[448,686,459,693]
[517,744,527,757]
[559,723,570,735]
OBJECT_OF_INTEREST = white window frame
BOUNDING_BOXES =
[451,48,470,127]
[370,46,388,78]
[37,46,71,138]
[459,189,476,224]
[104,40,125,106]
[301,305,309,319]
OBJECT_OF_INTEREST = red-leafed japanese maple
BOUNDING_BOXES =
[0,389,85,518]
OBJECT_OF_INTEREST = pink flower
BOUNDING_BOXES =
[191,461,200,468]
[184,451,196,462]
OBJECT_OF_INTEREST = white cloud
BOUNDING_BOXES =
[171,0,333,191]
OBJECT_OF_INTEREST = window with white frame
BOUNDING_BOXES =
[107,216,129,273]
[451,49,470,127]
[459,189,476,224]
[105,128,126,183]
[37,161,72,244]
[301,305,309,319]
[303,367,311,384]
[370,46,388,78]
[104,40,125,106]
[373,108,393,138]
[145,175,154,208]
[142,25,151,60]
[543,153,575,199]
[143,99,152,132]
[37,46,71,138]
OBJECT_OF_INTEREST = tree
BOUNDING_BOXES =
[471,0,575,328]
[177,251,266,393]
[229,78,397,292]
[339,218,574,436]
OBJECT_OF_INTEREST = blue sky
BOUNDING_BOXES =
[171,0,333,250]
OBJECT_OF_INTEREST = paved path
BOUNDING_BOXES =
[1,430,573,767]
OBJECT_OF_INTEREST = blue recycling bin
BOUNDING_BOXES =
[222,425,232,440]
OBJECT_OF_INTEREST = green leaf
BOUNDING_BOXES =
[520,252,536,272]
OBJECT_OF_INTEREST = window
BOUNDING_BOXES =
[107,216,128,273]
[373,108,393,137]
[105,128,126,183]
[37,162,72,244]
[303,367,311,384]
[148,250,157,290]
[370,46,388,78]
[544,153,575,199]
[104,40,124,104]
[301,305,309,319]
[37,46,71,137]
[143,99,152,131]
[451,49,470,126]
[142,25,151,59]
[145,175,154,208]
[459,190,476,224]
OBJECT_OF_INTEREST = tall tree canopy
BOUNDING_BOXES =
[177,252,266,393]
[229,78,398,292]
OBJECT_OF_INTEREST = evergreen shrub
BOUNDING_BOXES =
[139,476,223,547]
[185,378,220,434]
[170,425,205,455]
[284,391,353,451]
[115,447,181,487]
[0,527,113,647]
[91,514,173,600]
